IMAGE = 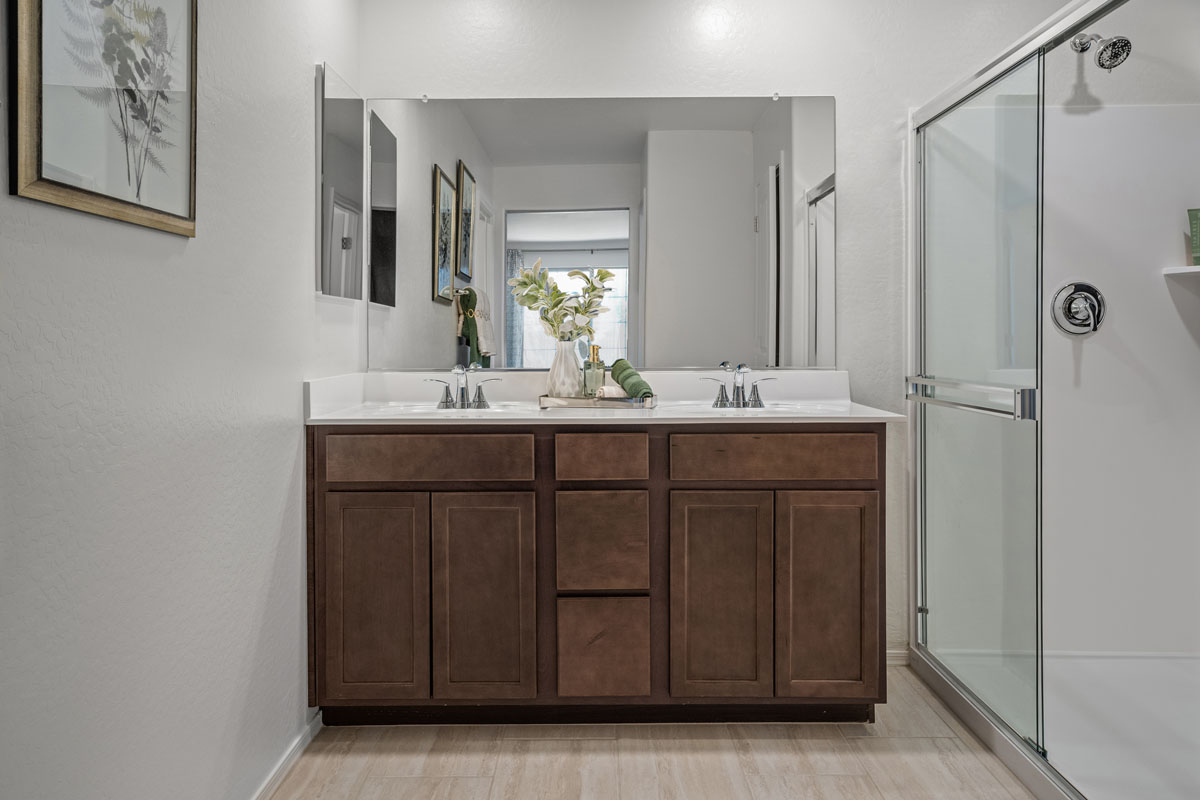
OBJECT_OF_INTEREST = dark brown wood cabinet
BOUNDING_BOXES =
[309,423,886,724]
[669,491,774,697]
[557,596,651,697]
[556,490,650,591]
[432,492,537,699]
[775,491,881,699]
[323,492,430,701]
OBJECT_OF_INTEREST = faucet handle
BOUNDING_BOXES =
[470,378,502,409]
[701,377,731,408]
[718,361,734,373]
[747,377,777,409]
[425,379,455,409]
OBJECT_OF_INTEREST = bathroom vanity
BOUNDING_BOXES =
[305,371,900,724]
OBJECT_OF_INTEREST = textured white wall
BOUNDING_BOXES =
[644,130,759,367]
[0,1,361,799]
[356,0,1070,655]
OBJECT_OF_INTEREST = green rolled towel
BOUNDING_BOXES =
[610,359,654,399]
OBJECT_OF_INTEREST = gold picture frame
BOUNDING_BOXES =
[432,164,456,303]
[13,0,198,237]
[454,160,476,282]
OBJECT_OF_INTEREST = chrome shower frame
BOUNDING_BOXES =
[908,1,1131,799]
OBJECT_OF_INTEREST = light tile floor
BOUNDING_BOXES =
[271,667,1035,800]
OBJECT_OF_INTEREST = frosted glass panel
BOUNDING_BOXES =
[923,58,1039,384]
[918,55,1041,747]
[923,404,1038,741]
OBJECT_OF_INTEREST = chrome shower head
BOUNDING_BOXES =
[1071,33,1132,71]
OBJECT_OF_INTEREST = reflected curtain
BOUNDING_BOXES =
[504,249,525,368]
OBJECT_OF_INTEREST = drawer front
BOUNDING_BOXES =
[326,434,535,482]
[556,491,650,591]
[557,597,651,697]
[670,433,877,482]
[555,433,649,481]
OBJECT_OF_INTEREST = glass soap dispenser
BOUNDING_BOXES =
[583,344,606,397]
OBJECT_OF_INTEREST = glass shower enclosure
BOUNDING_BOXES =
[911,52,1042,750]
[911,1,1200,798]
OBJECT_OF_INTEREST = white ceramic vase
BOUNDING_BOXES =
[547,340,584,397]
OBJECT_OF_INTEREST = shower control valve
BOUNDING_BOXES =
[1052,282,1106,335]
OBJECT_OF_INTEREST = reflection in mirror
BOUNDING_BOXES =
[318,64,364,299]
[505,210,631,368]
[365,97,836,370]
[369,112,398,306]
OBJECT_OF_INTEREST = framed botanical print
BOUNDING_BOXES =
[455,160,477,281]
[12,0,198,237]
[432,164,456,303]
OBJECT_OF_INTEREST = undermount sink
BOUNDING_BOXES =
[359,401,530,415]
[657,400,851,414]
[345,399,856,419]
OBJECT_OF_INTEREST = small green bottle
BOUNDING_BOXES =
[582,344,606,398]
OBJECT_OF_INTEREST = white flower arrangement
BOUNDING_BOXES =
[507,259,615,342]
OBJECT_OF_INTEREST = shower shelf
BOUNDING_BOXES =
[1163,266,1200,277]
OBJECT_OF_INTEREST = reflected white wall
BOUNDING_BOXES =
[366,100,494,369]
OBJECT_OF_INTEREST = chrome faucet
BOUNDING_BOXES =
[428,364,499,409]
[451,364,470,408]
[703,362,775,408]
[732,364,751,407]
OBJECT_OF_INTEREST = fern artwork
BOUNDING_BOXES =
[16,0,197,234]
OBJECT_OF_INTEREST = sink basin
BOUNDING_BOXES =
[359,401,531,415]
[656,400,851,415]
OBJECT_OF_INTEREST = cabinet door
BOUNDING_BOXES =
[432,492,537,699]
[323,492,430,701]
[775,491,881,699]
[670,491,773,697]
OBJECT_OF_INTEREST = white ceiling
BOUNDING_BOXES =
[451,97,780,166]
[507,210,630,245]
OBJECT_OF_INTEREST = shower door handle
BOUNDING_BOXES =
[906,377,1038,421]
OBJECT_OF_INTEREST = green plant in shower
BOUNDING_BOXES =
[508,259,615,341]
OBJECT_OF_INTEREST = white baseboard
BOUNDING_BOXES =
[887,648,910,666]
[253,711,323,800]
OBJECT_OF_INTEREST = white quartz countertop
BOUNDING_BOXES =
[305,370,904,426]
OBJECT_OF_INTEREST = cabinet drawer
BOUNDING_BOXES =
[556,491,650,591]
[326,434,535,482]
[556,433,649,481]
[557,597,651,697]
[670,433,877,482]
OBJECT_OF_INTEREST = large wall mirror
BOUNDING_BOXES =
[319,89,837,368]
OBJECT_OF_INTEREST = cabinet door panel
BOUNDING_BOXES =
[776,491,881,699]
[324,492,430,701]
[670,491,773,697]
[557,597,651,697]
[556,491,650,591]
[432,492,537,699]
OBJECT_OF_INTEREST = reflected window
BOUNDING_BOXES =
[504,210,631,368]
